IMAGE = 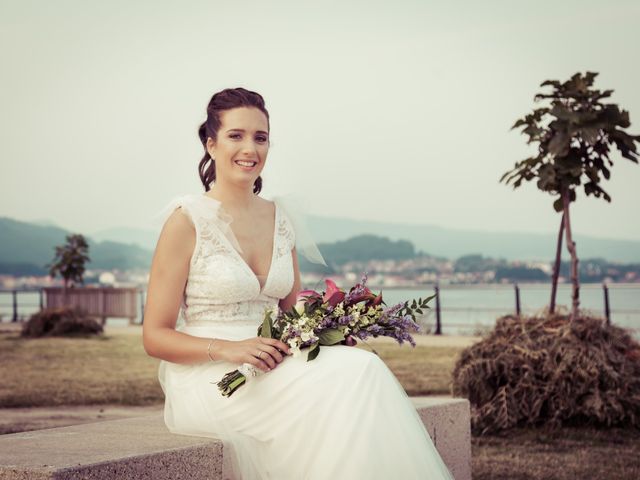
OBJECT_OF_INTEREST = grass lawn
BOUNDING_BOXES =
[2,328,639,478]
[0,330,161,407]
[0,330,457,407]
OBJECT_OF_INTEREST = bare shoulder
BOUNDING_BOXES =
[164,207,194,234]
[155,207,195,257]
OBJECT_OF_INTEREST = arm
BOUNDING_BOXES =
[142,208,291,369]
[142,208,216,364]
[279,246,301,312]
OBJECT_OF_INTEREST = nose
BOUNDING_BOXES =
[240,139,259,158]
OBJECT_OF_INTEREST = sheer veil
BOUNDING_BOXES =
[269,191,327,267]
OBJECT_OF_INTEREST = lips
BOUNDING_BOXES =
[234,160,257,169]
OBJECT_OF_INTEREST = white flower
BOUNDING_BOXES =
[333,303,345,317]
[301,331,311,342]
[288,339,299,348]
[238,363,262,378]
[291,346,301,358]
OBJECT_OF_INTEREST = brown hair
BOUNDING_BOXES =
[197,87,270,194]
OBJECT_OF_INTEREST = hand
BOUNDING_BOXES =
[217,337,291,372]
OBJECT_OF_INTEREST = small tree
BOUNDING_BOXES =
[500,72,639,320]
[47,234,91,289]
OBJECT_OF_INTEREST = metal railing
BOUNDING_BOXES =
[0,287,146,324]
[1,283,638,335]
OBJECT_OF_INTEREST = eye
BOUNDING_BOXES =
[229,133,241,139]
[256,136,268,143]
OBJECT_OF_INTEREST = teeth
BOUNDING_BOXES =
[235,160,257,167]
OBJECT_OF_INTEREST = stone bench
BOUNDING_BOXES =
[0,396,471,480]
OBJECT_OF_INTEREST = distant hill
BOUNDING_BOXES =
[90,215,640,263]
[0,217,152,274]
[91,227,159,251]
[304,215,640,264]
[2,213,640,276]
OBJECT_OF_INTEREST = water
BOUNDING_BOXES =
[2,284,638,338]
[369,284,639,337]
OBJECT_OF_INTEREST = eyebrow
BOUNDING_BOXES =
[226,128,269,135]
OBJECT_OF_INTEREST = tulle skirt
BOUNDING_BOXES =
[158,324,454,480]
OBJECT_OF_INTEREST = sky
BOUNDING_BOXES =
[1,0,639,242]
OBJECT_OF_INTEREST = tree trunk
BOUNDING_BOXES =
[549,211,564,315]
[562,190,580,321]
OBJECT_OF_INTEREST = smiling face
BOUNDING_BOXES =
[206,107,270,190]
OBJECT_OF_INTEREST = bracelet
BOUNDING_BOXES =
[207,338,217,362]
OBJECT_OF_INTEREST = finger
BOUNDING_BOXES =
[257,350,277,369]
[262,337,291,354]
[261,345,284,363]
[247,356,270,372]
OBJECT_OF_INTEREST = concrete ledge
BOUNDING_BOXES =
[0,397,471,480]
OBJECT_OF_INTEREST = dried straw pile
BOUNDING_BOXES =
[451,312,640,435]
[21,306,103,338]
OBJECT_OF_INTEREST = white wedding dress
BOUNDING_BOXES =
[156,192,455,480]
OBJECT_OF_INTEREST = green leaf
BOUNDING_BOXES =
[549,131,570,157]
[581,127,599,146]
[553,197,564,212]
[511,118,527,129]
[307,343,320,361]
[260,310,273,339]
[422,293,437,305]
[318,329,345,345]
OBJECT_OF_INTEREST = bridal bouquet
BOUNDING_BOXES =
[215,273,435,397]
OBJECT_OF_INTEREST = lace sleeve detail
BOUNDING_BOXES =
[279,208,296,252]
[152,193,247,268]
[271,194,327,266]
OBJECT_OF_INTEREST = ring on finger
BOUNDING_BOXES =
[257,351,263,359]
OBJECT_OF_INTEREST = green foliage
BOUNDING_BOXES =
[501,71,640,211]
[455,254,507,273]
[452,312,640,435]
[494,265,548,281]
[47,234,90,287]
[317,234,416,266]
[259,309,273,339]
[317,329,346,345]
[21,306,103,338]
[559,258,640,282]
[398,294,436,322]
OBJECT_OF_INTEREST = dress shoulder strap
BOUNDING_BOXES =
[153,193,247,266]
[153,193,201,230]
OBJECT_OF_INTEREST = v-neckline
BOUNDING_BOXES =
[200,194,278,295]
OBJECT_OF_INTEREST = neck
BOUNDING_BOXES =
[206,180,257,210]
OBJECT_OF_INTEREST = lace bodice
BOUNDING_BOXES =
[158,193,296,328]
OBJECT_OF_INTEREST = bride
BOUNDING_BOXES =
[142,87,454,479]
